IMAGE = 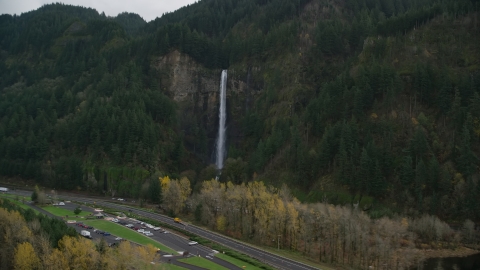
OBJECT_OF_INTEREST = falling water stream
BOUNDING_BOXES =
[215,70,228,171]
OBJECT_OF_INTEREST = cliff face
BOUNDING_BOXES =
[154,50,258,160]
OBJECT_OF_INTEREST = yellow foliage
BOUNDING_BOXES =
[370,113,378,119]
[58,235,97,269]
[411,117,419,125]
[179,177,192,202]
[44,249,69,270]
[160,175,171,190]
[216,215,227,231]
[14,242,40,270]
[401,218,409,228]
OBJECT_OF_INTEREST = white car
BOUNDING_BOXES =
[188,241,198,246]
[143,231,151,235]
[112,219,119,223]
[126,224,133,228]
[117,198,124,201]
[115,237,122,241]
[58,202,65,206]
[138,229,145,233]
[163,230,169,234]
[153,227,161,231]
[146,224,154,229]
[145,233,154,237]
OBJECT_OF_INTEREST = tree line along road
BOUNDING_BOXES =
[48,192,321,270]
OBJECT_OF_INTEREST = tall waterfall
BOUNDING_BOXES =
[215,70,228,170]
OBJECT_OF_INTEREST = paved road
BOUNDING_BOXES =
[13,196,240,270]
[8,190,320,270]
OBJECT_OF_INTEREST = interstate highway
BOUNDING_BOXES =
[10,190,320,270]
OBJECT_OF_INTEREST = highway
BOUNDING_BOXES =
[9,189,320,270]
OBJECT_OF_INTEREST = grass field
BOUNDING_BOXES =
[83,220,176,253]
[42,206,92,218]
[0,195,41,214]
[215,253,263,270]
[160,264,188,270]
[178,257,228,270]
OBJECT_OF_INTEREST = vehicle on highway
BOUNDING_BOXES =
[174,217,181,223]
[188,241,198,246]
[0,187,9,192]
[117,198,124,201]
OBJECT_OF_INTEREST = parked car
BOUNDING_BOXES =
[188,241,198,246]
[103,232,111,236]
[145,233,154,237]
[112,218,119,223]
[138,229,145,233]
[117,198,124,201]
[143,231,151,235]
[126,224,133,228]
[115,237,122,241]
[96,230,104,234]
[58,202,65,205]
[153,227,161,231]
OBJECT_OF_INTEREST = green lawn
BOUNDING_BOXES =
[160,264,188,270]
[0,195,41,214]
[178,257,228,270]
[83,220,176,253]
[215,253,263,270]
[42,206,92,218]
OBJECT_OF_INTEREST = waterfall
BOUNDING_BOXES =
[215,70,228,170]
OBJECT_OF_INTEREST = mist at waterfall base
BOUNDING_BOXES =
[215,70,228,174]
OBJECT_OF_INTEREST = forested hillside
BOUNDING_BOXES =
[1,0,480,222]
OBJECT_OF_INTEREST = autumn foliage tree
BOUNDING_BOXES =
[193,180,458,269]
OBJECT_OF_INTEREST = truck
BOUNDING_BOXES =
[174,217,182,223]
[81,230,92,239]
[0,187,9,192]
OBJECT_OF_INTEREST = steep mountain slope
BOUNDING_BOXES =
[0,0,479,222]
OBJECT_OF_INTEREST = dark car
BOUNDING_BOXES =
[96,230,104,234]
[103,232,111,236]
